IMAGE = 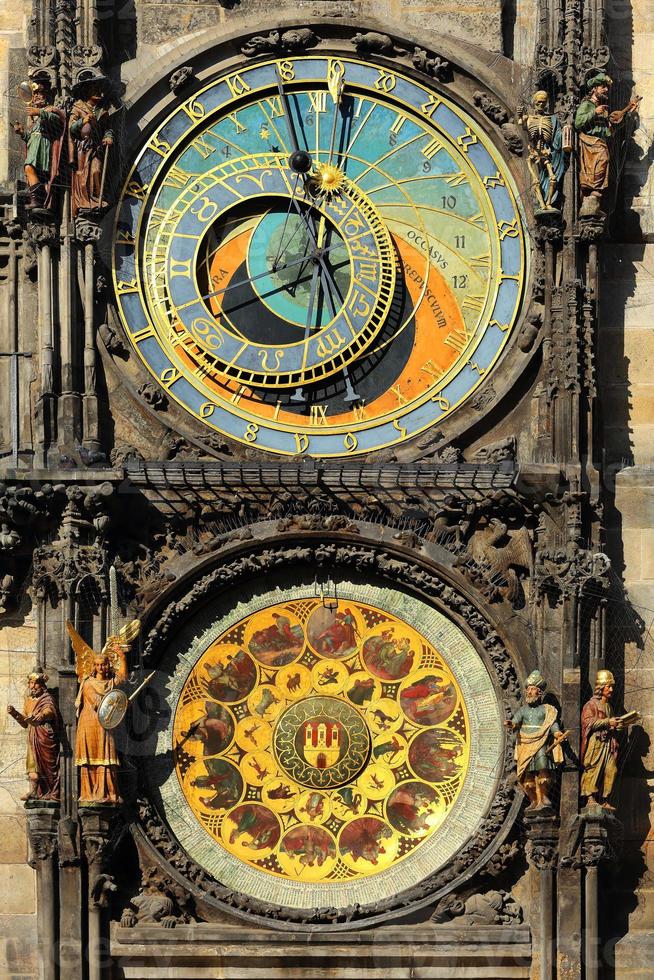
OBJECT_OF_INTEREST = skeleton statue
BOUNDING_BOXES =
[519,90,566,214]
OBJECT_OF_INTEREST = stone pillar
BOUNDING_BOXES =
[31,223,59,466]
[27,807,59,980]
[581,811,620,980]
[80,808,119,980]
[75,219,102,452]
[525,815,558,980]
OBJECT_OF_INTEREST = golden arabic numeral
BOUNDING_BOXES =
[431,391,450,410]
[148,134,172,157]
[190,197,219,223]
[131,325,156,343]
[420,94,441,117]
[181,99,206,121]
[116,278,138,294]
[244,422,259,443]
[374,69,396,93]
[343,432,358,453]
[200,402,216,419]
[279,60,295,82]
[392,418,408,438]
[226,74,251,98]
[294,432,309,453]
[116,229,135,246]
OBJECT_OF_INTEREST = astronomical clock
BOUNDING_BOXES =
[113,55,527,457]
[6,5,624,975]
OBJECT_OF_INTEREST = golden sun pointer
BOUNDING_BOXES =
[315,163,346,196]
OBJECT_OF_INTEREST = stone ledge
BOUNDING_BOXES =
[112,923,531,979]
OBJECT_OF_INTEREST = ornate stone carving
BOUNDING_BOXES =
[169,66,194,95]
[411,48,450,81]
[120,866,195,927]
[241,28,319,57]
[74,217,102,243]
[98,321,128,358]
[526,839,558,870]
[137,382,168,411]
[470,437,516,464]
[473,90,523,155]
[352,32,402,57]
[431,889,522,924]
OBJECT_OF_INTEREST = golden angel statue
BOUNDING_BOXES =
[67,620,140,805]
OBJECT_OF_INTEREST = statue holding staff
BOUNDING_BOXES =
[7,669,62,802]
[68,76,114,216]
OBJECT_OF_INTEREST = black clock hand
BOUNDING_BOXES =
[177,239,348,313]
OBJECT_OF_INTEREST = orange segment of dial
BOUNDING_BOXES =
[173,231,468,421]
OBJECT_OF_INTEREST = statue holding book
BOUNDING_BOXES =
[580,669,640,810]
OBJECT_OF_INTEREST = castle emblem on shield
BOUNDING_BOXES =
[302,720,342,769]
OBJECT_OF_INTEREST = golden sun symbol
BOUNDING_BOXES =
[314,163,346,196]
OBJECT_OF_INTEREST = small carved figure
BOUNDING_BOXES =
[68,77,114,216]
[7,669,61,802]
[120,867,192,928]
[68,619,140,805]
[13,80,65,213]
[519,90,565,214]
[241,28,318,57]
[467,517,533,606]
[412,48,450,80]
[574,73,640,217]
[580,669,640,810]
[432,889,522,925]
[168,66,194,95]
[505,670,567,810]
[352,32,400,57]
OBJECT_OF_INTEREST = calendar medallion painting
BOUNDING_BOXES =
[159,583,504,908]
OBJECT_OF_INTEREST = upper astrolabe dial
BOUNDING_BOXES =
[114,56,528,456]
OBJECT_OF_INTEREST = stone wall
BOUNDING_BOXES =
[0,610,38,979]
[0,1,31,184]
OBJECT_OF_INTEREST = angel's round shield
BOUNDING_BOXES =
[98,688,129,730]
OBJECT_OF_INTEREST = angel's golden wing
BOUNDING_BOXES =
[101,619,141,675]
[66,621,96,682]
